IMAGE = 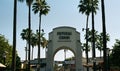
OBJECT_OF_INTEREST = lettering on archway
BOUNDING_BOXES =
[46,26,83,71]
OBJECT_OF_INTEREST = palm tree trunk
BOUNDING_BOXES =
[101,0,107,71]
[32,46,34,60]
[28,2,31,71]
[91,0,96,71]
[86,15,89,71]
[26,41,28,61]
[37,12,42,71]
[12,0,17,71]
[100,49,102,58]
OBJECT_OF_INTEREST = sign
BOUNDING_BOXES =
[57,32,72,41]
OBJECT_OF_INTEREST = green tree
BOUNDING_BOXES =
[0,34,21,71]
[32,0,50,71]
[110,39,120,69]
[16,56,21,70]
[0,34,12,66]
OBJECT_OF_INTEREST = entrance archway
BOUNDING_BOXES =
[46,26,83,71]
[54,47,75,71]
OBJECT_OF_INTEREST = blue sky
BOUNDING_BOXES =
[0,0,120,60]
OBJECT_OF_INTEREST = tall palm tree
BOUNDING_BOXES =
[78,0,98,71]
[35,29,47,71]
[20,28,32,71]
[12,0,17,71]
[91,0,99,71]
[32,0,50,71]
[19,0,33,70]
[21,28,32,59]
[101,0,107,71]
[78,0,91,70]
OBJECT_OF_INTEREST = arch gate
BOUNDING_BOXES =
[46,26,83,71]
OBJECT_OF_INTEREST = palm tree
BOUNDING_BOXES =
[91,0,99,71]
[78,0,98,71]
[101,0,107,70]
[96,33,110,58]
[19,0,34,70]
[41,35,48,63]
[30,33,37,60]
[41,35,48,49]
[21,28,31,59]
[21,29,29,61]
[32,0,50,71]
[78,0,91,70]
[12,0,17,71]
[35,29,47,71]
[20,28,32,71]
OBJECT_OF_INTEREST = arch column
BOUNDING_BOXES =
[76,41,83,71]
[46,41,54,71]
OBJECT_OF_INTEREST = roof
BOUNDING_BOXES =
[0,63,6,68]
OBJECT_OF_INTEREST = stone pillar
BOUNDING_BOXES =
[76,41,83,71]
[46,41,53,71]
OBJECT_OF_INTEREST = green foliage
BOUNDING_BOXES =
[20,28,33,43]
[16,56,21,70]
[82,30,98,52]
[83,30,110,56]
[32,0,50,15]
[54,64,59,71]
[18,0,34,6]
[78,0,99,16]
[82,43,90,51]
[20,28,48,48]
[96,32,110,51]
[110,39,120,67]
[0,34,21,69]
[0,34,12,67]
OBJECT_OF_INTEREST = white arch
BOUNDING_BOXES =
[46,26,83,71]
